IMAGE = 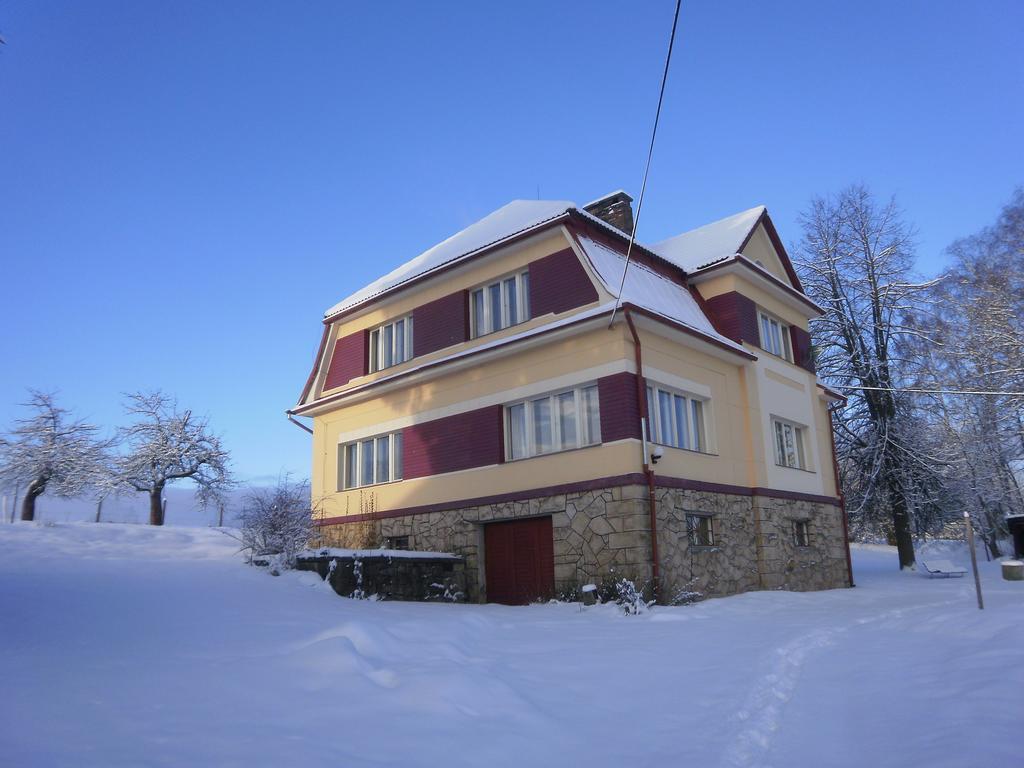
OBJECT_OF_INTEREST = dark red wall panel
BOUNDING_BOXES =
[703,291,760,347]
[790,326,816,373]
[412,291,469,358]
[323,331,368,390]
[403,405,504,479]
[528,248,599,317]
[598,372,642,442]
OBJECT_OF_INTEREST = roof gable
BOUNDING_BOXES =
[738,222,794,287]
[651,206,765,272]
[652,206,805,293]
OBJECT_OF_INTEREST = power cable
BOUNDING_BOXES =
[609,0,683,327]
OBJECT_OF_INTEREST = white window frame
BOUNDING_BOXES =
[505,384,600,461]
[772,417,807,470]
[369,316,414,373]
[470,270,531,338]
[686,513,716,547]
[645,382,708,453]
[758,310,792,362]
[338,430,404,490]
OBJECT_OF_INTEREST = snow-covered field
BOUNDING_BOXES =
[0,523,1020,767]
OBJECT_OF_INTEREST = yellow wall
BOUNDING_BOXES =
[306,222,840,518]
[695,272,811,331]
[739,223,793,287]
[634,326,756,488]
[311,228,613,403]
[312,323,641,519]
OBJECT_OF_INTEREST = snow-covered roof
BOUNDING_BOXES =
[324,200,573,318]
[651,206,765,273]
[576,235,746,354]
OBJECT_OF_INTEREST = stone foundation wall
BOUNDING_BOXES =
[316,484,849,603]
[655,488,849,600]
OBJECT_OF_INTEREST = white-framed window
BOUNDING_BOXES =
[369,316,413,373]
[686,513,715,547]
[645,383,708,452]
[338,431,404,490]
[793,520,811,547]
[505,384,600,460]
[772,417,807,469]
[470,270,530,338]
[758,310,792,361]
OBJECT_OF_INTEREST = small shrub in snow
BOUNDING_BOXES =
[670,579,704,606]
[428,582,465,602]
[615,578,654,615]
[238,477,313,569]
[350,557,366,599]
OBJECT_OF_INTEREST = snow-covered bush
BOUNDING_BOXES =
[615,578,653,615]
[429,581,465,602]
[670,584,704,606]
[238,477,313,569]
[351,557,366,599]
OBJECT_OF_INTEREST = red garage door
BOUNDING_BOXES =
[484,516,555,605]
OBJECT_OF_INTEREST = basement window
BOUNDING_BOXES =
[686,514,715,547]
[369,316,413,373]
[470,270,530,338]
[505,384,600,460]
[339,431,404,490]
[793,520,811,547]
[386,535,410,551]
[772,417,807,470]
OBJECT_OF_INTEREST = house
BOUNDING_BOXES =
[289,191,853,604]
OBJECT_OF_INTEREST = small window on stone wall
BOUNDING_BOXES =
[386,535,410,550]
[686,514,715,547]
[793,520,811,547]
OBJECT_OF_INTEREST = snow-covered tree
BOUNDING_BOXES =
[237,476,314,566]
[795,186,940,569]
[116,392,232,526]
[0,391,111,521]
[904,188,1024,555]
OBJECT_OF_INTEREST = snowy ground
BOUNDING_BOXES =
[0,523,1020,768]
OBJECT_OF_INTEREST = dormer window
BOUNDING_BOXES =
[470,270,530,338]
[758,310,792,362]
[369,316,413,373]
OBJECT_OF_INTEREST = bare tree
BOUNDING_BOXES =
[116,392,232,526]
[795,186,940,569]
[237,476,313,566]
[0,391,111,521]
[905,188,1024,555]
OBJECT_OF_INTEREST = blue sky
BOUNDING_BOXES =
[1,1,1021,484]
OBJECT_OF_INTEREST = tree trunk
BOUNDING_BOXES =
[21,478,46,522]
[94,497,104,524]
[149,487,165,526]
[886,463,916,570]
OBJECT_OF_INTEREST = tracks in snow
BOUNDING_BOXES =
[718,598,958,768]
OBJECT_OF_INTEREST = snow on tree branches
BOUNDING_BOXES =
[795,185,941,569]
[237,476,313,568]
[0,391,112,521]
[116,391,232,526]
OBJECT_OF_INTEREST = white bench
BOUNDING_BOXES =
[921,560,967,578]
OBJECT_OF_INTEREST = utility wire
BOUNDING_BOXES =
[835,385,1024,397]
[609,0,683,328]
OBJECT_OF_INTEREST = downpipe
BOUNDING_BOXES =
[623,308,660,598]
